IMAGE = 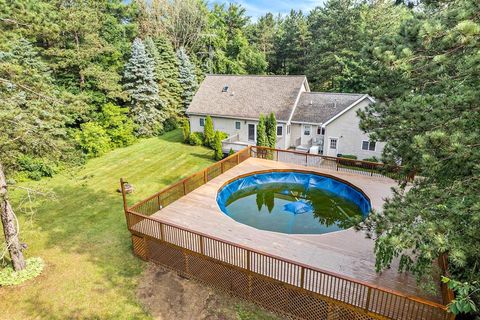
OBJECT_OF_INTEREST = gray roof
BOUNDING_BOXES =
[186,75,306,121]
[291,92,366,124]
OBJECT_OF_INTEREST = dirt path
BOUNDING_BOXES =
[136,263,280,320]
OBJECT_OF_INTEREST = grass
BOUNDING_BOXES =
[1,129,216,319]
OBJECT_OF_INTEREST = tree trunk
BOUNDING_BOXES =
[0,162,26,271]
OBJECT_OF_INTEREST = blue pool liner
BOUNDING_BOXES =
[217,171,371,216]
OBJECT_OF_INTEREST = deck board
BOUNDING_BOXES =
[151,157,441,303]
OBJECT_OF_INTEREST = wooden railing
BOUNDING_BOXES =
[121,146,451,320]
[251,146,413,181]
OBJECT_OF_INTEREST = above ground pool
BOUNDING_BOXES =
[217,171,371,235]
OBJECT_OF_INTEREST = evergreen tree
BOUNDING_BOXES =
[182,119,190,142]
[123,38,164,137]
[266,113,277,148]
[152,36,183,117]
[213,131,223,161]
[203,116,215,147]
[256,114,268,147]
[177,47,198,111]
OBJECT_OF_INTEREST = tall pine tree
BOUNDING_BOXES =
[123,38,164,137]
[176,47,198,112]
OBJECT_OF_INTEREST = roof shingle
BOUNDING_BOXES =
[186,74,306,121]
[291,92,366,124]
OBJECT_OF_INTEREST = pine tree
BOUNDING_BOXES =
[153,36,183,117]
[213,131,223,161]
[256,114,267,146]
[203,116,215,147]
[177,47,198,112]
[266,112,277,148]
[182,119,190,142]
[124,38,164,137]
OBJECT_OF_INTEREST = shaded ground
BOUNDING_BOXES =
[137,263,280,320]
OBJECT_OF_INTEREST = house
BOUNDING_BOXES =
[186,75,384,160]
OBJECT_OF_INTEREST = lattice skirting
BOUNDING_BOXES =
[133,234,387,320]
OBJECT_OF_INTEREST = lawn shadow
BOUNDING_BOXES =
[190,152,214,161]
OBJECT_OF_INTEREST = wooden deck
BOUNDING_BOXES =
[150,157,442,303]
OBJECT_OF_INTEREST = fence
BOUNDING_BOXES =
[250,146,412,181]
[121,146,451,320]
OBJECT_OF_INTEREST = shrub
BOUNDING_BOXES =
[266,112,277,148]
[228,148,235,156]
[203,116,215,147]
[17,155,57,181]
[256,114,267,146]
[99,103,135,147]
[217,131,228,141]
[182,119,190,142]
[0,257,44,286]
[363,156,379,162]
[75,122,112,157]
[163,117,178,133]
[339,154,358,160]
[213,131,223,160]
[188,132,204,146]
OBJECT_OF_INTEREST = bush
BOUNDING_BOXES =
[203,116,215,147]
[213,131,223,161]
[17,155,57,181]
[188,132,204,146]
[228,148,235,156]
[75,122,112,157]
[338,154,358,160]
[163,117,178,133]
[217,131,228,141]
[0,257,44,286]
[182,119,190,142]
[99,103,135,147]
[363,156,379,162]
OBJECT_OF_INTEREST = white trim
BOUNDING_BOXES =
[322,95,375,127]
[187,112,288,124]
[286,77,309,125]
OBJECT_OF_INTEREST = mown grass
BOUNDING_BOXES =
[1,130,216,319]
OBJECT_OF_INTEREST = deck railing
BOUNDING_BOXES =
[121,146,451,320]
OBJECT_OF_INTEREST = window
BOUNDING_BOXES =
[317,127,325,135]
[329,138,337,149]
[235,121,241,130]
[276,125,283,136]
[362,141,376,151]
[199,118,205,126]
[304,125,311,136]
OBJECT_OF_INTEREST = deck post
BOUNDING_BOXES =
[120,178,128,214]
[365,287,372,312]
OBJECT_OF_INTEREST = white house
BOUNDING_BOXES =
[186,75,384,160]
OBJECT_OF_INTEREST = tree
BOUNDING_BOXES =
[256,114,268,147]
[177,47,198,111]
[306,0,365,91]
[203,116,215,147]
[266,113,277,148]
[123,38,164,137]
[182,119,190,142]
[358,0,480,315]
[213,131,223,161]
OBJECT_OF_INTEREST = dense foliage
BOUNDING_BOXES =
[1,0,479,316]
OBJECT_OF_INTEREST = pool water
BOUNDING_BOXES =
[217,172,370,234]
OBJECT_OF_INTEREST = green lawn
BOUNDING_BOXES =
[1,130,216,319]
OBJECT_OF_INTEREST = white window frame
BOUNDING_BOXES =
[304,125,311,136]
[361,140,376,151]
[276,125,283,137]
[235,121,241,130]
[199,118,205,127]
[329,138,338,150]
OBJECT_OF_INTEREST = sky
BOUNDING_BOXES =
[211,0,325,19]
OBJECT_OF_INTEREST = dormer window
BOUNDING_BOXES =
[222,86,229,92]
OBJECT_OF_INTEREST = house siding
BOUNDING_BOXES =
[189,115,288,149]
[323,99,385,160]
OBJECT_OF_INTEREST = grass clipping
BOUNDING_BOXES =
[0,257,44,286]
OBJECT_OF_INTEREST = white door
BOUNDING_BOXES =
[328,137,338,156]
